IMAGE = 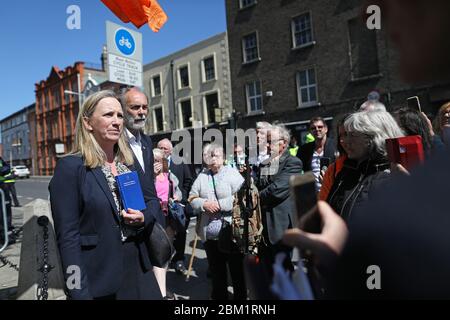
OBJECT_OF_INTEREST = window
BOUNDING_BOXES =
[292,12,314,48]
[348,17,379,79]
[153,106,164,132]
[202,56,216,82]
[242,32,260,63]
[296,68,318,108]
[151,75,162,97]
[179,99,193,129]
[239,0,256,9]
[178,65,190,89]
[246,81,263,113]
[204,92,219,124]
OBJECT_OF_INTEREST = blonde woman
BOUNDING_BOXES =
[49,90,161,300]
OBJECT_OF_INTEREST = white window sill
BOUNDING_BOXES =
[245,110,265,117]
[297,102,321,109]
[177,86,192,91]
[202,78,217,84]
[239,2,257,11]
[242,57,262,66]
[151,94,163,98]
[292,41,316,51]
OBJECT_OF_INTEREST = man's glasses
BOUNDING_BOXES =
[129,104,148,111]
[310,125,324,130]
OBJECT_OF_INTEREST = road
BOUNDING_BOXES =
[14,177,51,207]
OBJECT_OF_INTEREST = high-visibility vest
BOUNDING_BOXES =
[4,171,15,184]
[0,162,6,183]
[289,146,299,157]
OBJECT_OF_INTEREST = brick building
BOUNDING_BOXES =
[225,0,450,141]
[35,60,107,175]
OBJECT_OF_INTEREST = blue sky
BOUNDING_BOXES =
[0,0,227,120]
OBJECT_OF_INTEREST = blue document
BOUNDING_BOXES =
[115,171,146,211]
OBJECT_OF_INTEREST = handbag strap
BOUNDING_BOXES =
[168,172,174,200]
[211,173,222,212]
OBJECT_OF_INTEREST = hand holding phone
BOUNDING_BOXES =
[290,172,321,233]
[320,157,331,171]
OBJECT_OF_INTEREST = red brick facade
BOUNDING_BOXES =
[35,62,85,176]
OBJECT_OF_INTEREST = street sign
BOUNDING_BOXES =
[55,144,65,155]
[106,21,143,87]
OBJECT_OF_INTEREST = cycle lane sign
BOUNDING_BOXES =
[106,21,143,87]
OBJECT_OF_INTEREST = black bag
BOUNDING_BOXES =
[218,217,234,254]
[168,174,186,232]
[145,222,175,268]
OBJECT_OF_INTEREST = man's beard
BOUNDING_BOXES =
[126,114,146,131]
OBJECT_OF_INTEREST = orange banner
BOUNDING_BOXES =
[101,0,168,31]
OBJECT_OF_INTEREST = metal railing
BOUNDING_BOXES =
[0,189,8,253]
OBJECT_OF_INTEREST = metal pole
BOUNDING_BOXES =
[77,73,83,109]
[0,188,9,253]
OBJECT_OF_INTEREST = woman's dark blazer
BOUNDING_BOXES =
[49,155,156,300]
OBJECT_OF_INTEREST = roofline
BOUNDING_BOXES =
[143,32,227,70]
[0,103,36,124]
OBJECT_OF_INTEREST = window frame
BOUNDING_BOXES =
[239,0,257,10]
[296,67,319,108]
[152,105,165,132]
[178,97,194,129]
[291,11,316,50]
[177,64,191,90]
[150,73,163,97]
[201,54,217,83]
[242,31,261,64]
[202,90,221,125]
[245,80,263,114]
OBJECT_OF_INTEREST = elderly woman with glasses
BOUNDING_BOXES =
[326,111,404,222]
[189,143,247,300]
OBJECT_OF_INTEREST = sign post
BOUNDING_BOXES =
[106,21,143,87]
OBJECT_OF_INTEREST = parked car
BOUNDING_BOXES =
[12,165,30,179]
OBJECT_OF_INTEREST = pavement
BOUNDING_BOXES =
[0,202,212,300]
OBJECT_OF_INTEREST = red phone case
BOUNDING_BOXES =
[385,135,425,171]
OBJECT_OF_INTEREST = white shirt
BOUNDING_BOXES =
[126,129,145,172]
[311,150,323,192]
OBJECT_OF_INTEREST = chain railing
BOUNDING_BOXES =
[36,216,53,300]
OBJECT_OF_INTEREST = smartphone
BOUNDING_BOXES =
[289,173,323,298]
[290,172,321,233]
[386,135,425,171]
[407,96,422,112]
[319,157,331,171]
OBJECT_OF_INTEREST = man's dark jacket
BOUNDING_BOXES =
[257,149,303,245]
[297,138,336,172]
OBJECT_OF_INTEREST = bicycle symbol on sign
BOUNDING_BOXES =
[119,36,132,49]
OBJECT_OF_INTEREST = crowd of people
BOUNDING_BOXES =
[42,0,450,300]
